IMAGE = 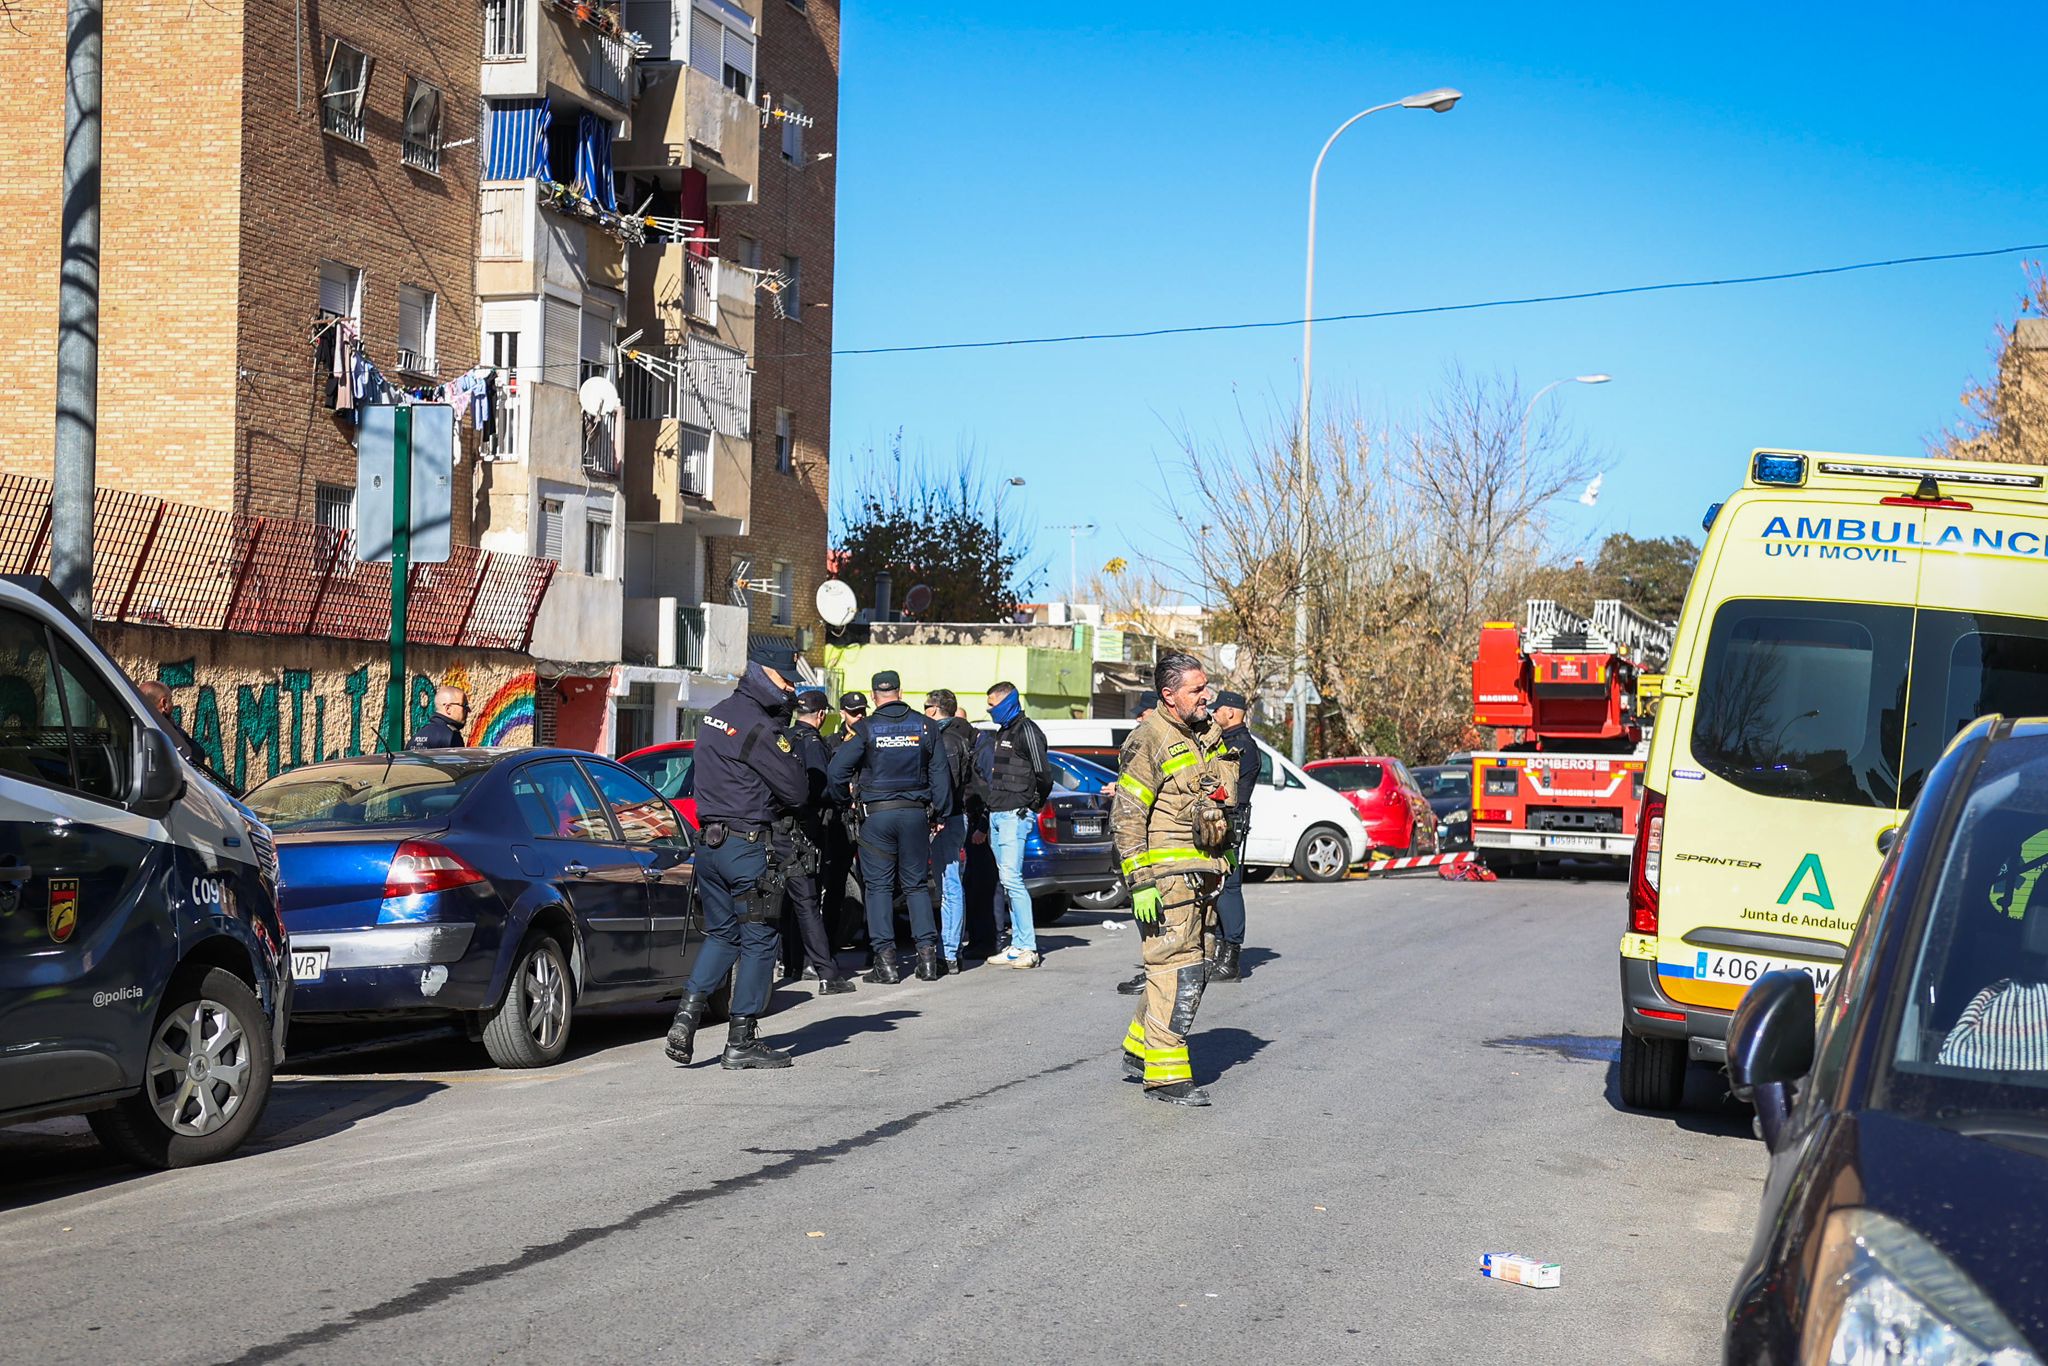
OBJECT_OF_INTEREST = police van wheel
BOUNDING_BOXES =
[1618,1028,1688,1110]
[1293,827,1349,883]
[482,936,574,1069]
[88,966,274,1170]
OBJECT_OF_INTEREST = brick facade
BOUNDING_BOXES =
[712,0,839,648]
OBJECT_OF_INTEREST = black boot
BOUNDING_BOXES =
[1147,1080,1212,1107]
[865,945,903,984]
[1122,1050,1145,1080]
[1208,942,1243,983]
[664,989,711,1065]
[915,945,941,981]
[721,1016,794,1070]
[1116,970,1147,997]
[817,974,856,995]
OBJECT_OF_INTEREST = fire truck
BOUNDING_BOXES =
[1468,600,1674,864]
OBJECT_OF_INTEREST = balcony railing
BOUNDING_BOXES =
[482,390,523,462]
[589,30,632,105]
[484,0,526,57]
[321,104,366,143]
[583,415,620,480]
[676,603,706,671]
[395,346,436,376]
[683,252,719,325]
[680,434,707,497]
[402,134,442,173]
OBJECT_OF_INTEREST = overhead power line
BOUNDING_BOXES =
[808,241,2048,361]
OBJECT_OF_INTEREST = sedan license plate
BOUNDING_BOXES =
[1073,818,1104,838]
[1701,951,1836,996]
[1541,833,1602,851]
[290,949,328,983]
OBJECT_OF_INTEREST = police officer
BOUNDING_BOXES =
[1207,689,1258,982]
[820,691,867,952]
[665,662,811,1070]
[826,670,951,983]
[783,689,856,995]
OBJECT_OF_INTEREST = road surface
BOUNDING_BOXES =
[0,871,1761,1364]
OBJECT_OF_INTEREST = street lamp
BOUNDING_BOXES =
[1289,86,1462,765]
[1048,522,1097,604]
[1518,374,1612,460]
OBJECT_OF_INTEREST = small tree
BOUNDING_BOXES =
[1933,262,2048,465]
[832,437,1040,622]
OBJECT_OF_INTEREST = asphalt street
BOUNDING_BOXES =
[1,872,1762,1365]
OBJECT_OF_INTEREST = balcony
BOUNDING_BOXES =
[615,63,758,203]
[481,0,634,119]
[478,182,627,299]
[622,418,748,531]
[622,599,750,673]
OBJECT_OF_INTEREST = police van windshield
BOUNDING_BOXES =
[1690,600,2048,809]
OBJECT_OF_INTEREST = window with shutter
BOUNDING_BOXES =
[781,254,801,320]
[780,96,803,162]
[539,498,565,562]
[775,407,793,473]
[584,510,612,577]
[318,260,362,323]
[542,298,580,388]
[721,23,754,97]
[581,308,614,380]
[773,561,793,625]
[689,8,721,82]
[397,286,436,373]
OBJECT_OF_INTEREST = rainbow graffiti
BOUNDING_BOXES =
[473,673,537,747]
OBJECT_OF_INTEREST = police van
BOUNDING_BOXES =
[1033,719,1370,881]
[0,577,287,1167]
[1619,449,2048,1109]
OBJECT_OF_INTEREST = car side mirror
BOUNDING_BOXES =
[133,726,187,817]
[1726,970,1817,1151]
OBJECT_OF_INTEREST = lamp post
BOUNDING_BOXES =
[1290,86,1461,765]
[1518,373,1612,460]
[1048,522,1096,604]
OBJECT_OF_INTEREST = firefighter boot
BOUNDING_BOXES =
[865,944,903,984]
[1121,1019,1146,1080]
[1148,1080,1213,1107]
[664,989,711,1065]
[720,1016,794,1070]
[1116,970,1146,996]
[1208,942,1243,983]
[914,945,942,981]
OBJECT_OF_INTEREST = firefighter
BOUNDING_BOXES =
[1113,651,1239,1106]
[665,662,811,1071]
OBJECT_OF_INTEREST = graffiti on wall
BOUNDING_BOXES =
[135,655,536,791]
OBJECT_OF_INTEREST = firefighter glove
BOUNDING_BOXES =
[1131,885,1162,925]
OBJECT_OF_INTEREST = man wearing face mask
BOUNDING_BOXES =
[1206,689,1259,983]
[1112,652,1240,1107]
[665,662,812,1071]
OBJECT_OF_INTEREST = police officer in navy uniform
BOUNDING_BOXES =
[666,662,812,1070]
[783,688,856,995]
[826,670,952,983]
[820,691,868,953]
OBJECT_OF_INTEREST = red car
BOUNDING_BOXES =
[620,740,698,828]
[1304,757,1438,855]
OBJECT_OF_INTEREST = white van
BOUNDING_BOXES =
[1033,719,1370,881]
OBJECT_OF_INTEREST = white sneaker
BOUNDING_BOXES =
[991,947,1022,966]
[1005,949,1041,969]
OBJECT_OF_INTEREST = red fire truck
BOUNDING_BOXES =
[1469,600,1673,865]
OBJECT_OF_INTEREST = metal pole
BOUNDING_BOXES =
[1069,527,1078,604]
[1292,100,1399,766]
[51,0,103,618]
[382,407,414,752]
[1518,378,1568,464]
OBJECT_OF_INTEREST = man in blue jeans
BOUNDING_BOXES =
[972,681,1055,969]
[924,689,977,973]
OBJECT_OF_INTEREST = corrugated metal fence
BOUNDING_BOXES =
[0,476,555,652]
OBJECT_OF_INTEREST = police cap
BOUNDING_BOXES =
[794,688,829,713]
[871,669,902,692]
[839,691,868,714]
[1213,689,1248,712]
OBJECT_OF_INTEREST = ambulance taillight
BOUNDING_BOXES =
[1628,791,1664,935]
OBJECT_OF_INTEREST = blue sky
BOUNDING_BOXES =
[827,1,2045,599]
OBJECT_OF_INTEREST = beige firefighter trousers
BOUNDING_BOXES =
[1122,870,1220,1089]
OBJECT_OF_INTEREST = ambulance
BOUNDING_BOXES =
[1618,449,2048,1110]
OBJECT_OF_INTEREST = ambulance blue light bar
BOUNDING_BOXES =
[1753,453,1807,486]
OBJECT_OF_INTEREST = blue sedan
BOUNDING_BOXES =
[242,749,703,1068]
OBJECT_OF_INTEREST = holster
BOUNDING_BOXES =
[746,848,791,924]
[702,820,728,849]
[775,814,822,878]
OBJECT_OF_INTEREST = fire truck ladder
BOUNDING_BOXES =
[1522,599,1675,668]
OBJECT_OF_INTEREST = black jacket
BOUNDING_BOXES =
[693,663,809,827]
[411,712,466,750]
[788,720,834,834]
[973,714,1054,814]
[936,715,976,817]
[1222,720,1259,830]
[826,700,951,814]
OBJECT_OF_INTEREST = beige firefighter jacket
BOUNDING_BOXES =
[1111,707,1241,890]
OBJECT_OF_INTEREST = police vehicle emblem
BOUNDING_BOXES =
[48,878,79,943]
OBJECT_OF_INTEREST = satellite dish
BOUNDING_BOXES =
[815,579,858,628]
[578,375,621,419]
[901,583,934,617]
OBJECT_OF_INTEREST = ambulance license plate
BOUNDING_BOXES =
[1703,951,1836,996]
[291,950,328,983]
[1540,834,1602,851]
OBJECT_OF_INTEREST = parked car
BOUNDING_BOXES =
[1034,720,1369,882]
[1304,757,1438,856]
[243,748,704,1069]
[1028,755,1124,914]
[1723,715,2048,1361]
[620,739,697,828]
[1411,763,1473,852]
[0,575,288,1169]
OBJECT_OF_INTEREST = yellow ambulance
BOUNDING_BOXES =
[1618,448,2048,1109]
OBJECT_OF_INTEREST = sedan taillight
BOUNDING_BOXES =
[1037,805,1059,843]
[385,840,487,898]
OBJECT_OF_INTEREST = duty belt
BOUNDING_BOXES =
[863,798,926,813]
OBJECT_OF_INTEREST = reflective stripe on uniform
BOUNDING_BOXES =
[1118,773,1157,807]
[1144,1045,1192,1083]
[1159,751,1199,777]
[1124,1019,1147,1058]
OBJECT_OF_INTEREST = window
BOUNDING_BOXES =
[773,561,794,626]
[1312,762,1385,793]
[315,483,355,541]
[397,286,437,374]
[780,254,801,320]
[780,96,804,162]
[322,39,371,143]
[401,80,443,172]
[622,357,673,422]
[734,234,760,271]
[680,424,711,497]
[538,497,565,562]
[317,260,363,324]
[0,608,135,804]
[586,762,687,844]
[580,308,614,386]
[482,0,526,58]
[509,759,615,841]
[485,330,522,461]
[542,297,580,386]
[623,746,695,800]
[689,0,755,99]
[775,408,793,474]
[584,507,612,577]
